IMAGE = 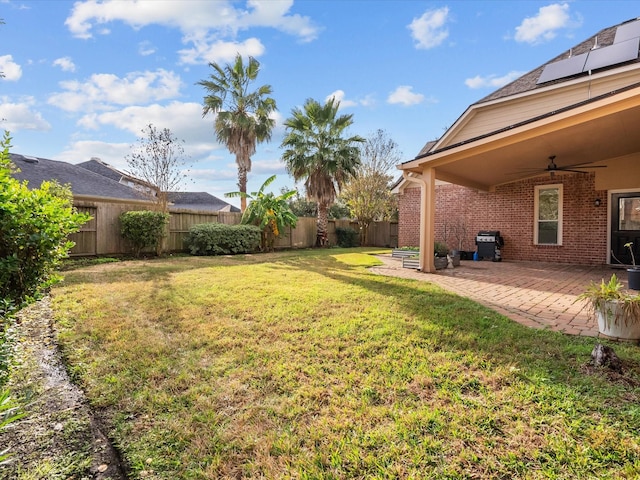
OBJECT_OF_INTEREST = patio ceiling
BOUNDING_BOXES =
[401,83,640,191]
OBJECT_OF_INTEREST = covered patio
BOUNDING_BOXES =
[371,256,634,338]
[396,18,640,273]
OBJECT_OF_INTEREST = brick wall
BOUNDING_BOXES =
[398,173,608,264]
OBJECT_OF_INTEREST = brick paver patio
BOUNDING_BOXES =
[370,255,633,338]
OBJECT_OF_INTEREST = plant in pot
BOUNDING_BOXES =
[434,241,449,270]
[611,242,639,290]
[451,220,469,259]
[577,273,640,341]
[625,242,639,290]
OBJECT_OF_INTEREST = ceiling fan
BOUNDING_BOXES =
[519,155,607,176]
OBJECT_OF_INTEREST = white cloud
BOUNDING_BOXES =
[241,0,319,42]
[514,3,574,44]
[65,0,319,64]
[465,71,526,89]
[325,90,357,108]
[53,57,76,72]
[408,7,449,50]
[0,55,23,81]
[48,69,182,112]
[325,90,376,110]
[0,96,51,131]
[188,167,237,182]
[138,41,156,56]
[251,158,287,175]
[58,140,131,168]
[178,37,265,65]
[387,86,425,106]
[77,101,215,152]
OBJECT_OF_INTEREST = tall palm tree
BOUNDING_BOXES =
[198,54,277,212]
[281,98,364,246]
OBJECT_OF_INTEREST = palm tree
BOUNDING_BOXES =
[281,98,364,246]
[198,54,277,212]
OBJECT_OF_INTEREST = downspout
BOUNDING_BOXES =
[402,169,436,273]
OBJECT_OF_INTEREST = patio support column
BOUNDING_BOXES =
[402,168,436,273]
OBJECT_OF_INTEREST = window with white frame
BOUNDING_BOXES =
[534,184,563,245]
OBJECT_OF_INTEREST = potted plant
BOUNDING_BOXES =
[577,274,640,341]
[625,242,640,290]
[434,241,449,270]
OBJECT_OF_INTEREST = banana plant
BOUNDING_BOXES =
[226,175,298,251]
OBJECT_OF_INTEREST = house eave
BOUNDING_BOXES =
[427,62,640,156]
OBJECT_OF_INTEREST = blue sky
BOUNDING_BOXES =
[1,1,638,207]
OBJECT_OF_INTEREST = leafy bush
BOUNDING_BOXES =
[184,223,261,256]
[0,131,90,311]
[120,210,169,257]
[335,226,360,248]
[228,176,298,252]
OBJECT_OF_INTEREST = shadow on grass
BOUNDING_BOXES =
[272,251,640,401]
[57,248,640,403]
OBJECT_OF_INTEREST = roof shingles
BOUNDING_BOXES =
[10,153,145,201]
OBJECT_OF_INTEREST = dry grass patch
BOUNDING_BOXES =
[52,249,640,479]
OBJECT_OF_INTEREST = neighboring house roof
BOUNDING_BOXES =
[76,157,124,183]
[168,191,240,213]
[10,153,146,201]
[78,157,239,212]
[77,157,157,193]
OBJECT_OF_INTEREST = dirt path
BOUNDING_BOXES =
[1,297,127,479]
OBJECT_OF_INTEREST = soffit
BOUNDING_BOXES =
[400,85,640,191]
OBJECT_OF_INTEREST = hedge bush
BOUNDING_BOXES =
[184,223,261,256]
[335,226,360,248]
[120,210,169,257]
[0,133,90,313]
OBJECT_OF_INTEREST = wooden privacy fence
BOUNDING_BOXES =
[68,200,398,256]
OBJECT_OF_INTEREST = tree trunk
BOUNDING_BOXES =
[316,202,329,247]
[238,165,248,212]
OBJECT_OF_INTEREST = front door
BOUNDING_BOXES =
[611,192,640,265]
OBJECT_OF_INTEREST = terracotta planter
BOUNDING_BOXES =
[597,300,640,341]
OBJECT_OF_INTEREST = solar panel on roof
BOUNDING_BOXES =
[583,37,640,72]
[614,19,640,44]
[536,52,588,84]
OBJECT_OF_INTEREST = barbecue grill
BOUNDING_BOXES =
[475,230,504,261]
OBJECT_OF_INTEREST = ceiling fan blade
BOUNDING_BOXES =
[559,162,607,169]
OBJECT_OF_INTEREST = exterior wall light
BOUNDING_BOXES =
[594,198,601,207]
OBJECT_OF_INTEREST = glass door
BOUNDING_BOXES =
[611,192,640,265]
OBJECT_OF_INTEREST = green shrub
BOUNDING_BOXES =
[434,241,449,257]
[0,131,90,311]
[335,226,360,247]
[120,210,169,257]
[184,223,261,256]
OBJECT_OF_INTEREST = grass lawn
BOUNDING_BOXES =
[52,248,640,479]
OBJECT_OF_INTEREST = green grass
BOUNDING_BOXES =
[52,248,640,479]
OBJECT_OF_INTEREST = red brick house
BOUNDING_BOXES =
[396,17,640,272]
